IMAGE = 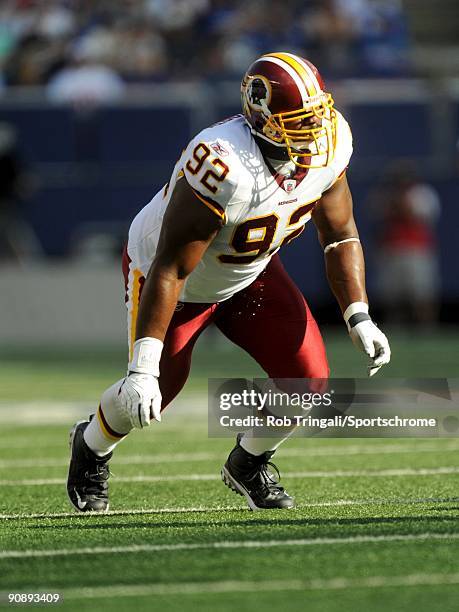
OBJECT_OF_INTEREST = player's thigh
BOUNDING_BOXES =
[159,302,216,406]
[216,256,329,378]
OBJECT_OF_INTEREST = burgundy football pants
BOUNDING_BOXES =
[122,251,329,409]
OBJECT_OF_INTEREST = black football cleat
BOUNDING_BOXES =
[221,436,295,510]
[67,418,111,513]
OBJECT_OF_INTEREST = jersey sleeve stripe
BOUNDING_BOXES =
[326,168,347,191]
[191,187,227,223]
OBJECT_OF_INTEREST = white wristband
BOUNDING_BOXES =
[343,301,369,331]
[129,337,163,376]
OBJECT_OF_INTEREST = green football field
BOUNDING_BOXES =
[0,329,458,611]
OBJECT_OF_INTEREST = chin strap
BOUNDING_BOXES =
[324,237,360,255]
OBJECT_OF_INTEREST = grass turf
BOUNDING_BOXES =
[0,330,458,611]
[0,328,458,402]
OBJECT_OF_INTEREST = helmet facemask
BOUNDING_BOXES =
[262,93,337,169]
[242,70,338,170]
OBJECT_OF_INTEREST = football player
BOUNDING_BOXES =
[67,52,390,512]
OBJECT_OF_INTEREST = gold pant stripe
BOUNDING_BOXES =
[129,268,144,361]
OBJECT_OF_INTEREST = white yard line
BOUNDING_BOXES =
[0,399,203,424]
[1,466,458,487]
[1,533,458,560]
[1,496,457,521]
[0,505,243,520]
[59,572,459,598]
[2,443,459,469]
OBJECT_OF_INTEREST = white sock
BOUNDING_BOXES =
[83,379,133,457]
[240,425,296,456]
[239,378,302,456]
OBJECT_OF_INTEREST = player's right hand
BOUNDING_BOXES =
[118,373,162,428]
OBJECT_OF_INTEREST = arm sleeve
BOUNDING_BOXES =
[182,136,237,223]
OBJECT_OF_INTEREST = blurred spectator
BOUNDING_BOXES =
[298,0,357,78]
[46,36,125,107]
[146,0,209,30]
[0,122,42,262]
[334,0,410,76]
[370,161,441,327]
[215,1,305,77]
[36,2,76,39]
[2,32,65,85]
[112,18,167,81]
[0,0,412,88]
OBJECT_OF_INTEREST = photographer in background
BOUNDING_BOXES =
[371,161,441,327]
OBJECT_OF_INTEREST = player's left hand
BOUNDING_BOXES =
[349,320,391,376]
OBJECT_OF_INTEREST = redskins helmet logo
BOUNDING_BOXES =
[245,75,271,114]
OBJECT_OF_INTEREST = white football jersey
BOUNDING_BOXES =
[128,112,353,303]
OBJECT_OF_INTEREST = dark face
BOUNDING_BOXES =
[283,112,323,145]
[254,114,322,162]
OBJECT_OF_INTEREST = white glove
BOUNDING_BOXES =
[118,337,164,428]
[343,302,391,377]
[118,373,162,427]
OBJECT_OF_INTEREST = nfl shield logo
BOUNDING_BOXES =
[210,141,229,156]
[283,179,296,193]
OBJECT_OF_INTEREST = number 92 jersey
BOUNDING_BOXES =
[128,112,353,303]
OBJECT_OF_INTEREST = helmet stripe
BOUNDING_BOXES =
[264,52,319,99]
[281,52,322,94]
[260,55,309,104]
